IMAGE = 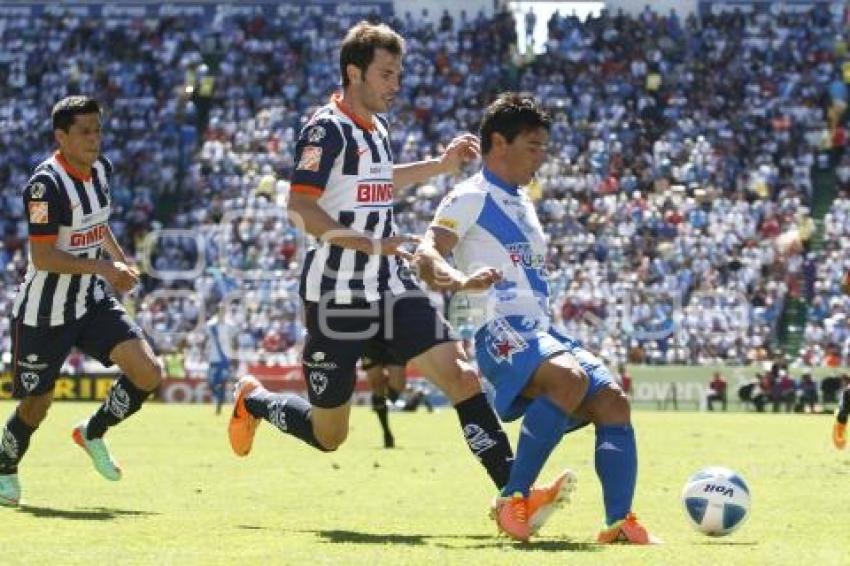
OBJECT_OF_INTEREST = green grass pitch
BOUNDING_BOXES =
[1,401,846,565]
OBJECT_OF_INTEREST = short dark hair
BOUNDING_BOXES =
[479,93,551,154]
[339,21,404,88]
[52,96,100,132]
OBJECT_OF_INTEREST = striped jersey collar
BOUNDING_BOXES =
[55,151,92,182]
[331,93,375,132]
[482,167,519,196]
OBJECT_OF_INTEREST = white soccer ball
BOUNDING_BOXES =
[681,466,751,536]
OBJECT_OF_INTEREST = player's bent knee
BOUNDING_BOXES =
[542,363,589,414]
[129,357,164,392]
[592,385,631,425]
[442,366,482,403]
[314,428,348,452]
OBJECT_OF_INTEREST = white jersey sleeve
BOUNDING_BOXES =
[430,189,486,239]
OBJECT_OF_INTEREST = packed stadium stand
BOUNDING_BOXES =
[1,1,848,380]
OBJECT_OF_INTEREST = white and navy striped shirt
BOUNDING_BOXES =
[12,152,113,327]
[290,94,419,304]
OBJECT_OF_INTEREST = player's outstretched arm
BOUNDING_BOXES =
[413,226,501,292]
[102,224,129,265]
[288,191,417,257]
[393,133,480,190]
[30,240,138,293]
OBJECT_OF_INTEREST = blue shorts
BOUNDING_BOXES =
[208,362,231,386]
[474,316,614,422]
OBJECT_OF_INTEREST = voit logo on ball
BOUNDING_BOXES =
[681,466,751,537]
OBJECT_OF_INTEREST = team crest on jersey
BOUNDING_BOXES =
[485,317,528,363]
[29,182,46,199]
[307,125,326,143]
[28,201,48,224]
[298,146,322,172]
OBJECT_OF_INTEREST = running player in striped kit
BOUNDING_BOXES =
[228,23,569,520]
[0,96,164,507]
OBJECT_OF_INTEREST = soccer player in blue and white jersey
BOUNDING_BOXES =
[205,316,232,415]
[414,93,659,544]
[228,23,575,518]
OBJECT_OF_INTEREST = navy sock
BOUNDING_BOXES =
[454,392,514,490]
[87,375,152,439]
[595,424,638,525]
[245,389,330,451]
[838,389,849,424]
[387,387,401,404]
[0,411,37,474]
[371,394,391,437]
[502,396,570,497]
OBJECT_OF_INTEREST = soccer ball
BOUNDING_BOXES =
[681,467,751,536]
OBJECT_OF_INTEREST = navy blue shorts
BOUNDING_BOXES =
[10,297,144,398]
[361,340,405,370]
[301,292,452,408]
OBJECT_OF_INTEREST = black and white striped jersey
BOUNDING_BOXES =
[290,94,419,304]
[12,151,113,327]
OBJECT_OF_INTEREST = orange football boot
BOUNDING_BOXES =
[834,422,846,450]
[597,512,662,544]
[491,493,531,542]
[527,469,577,534]
[228,375,263,456]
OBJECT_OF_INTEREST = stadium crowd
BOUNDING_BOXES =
[1,3,848,377]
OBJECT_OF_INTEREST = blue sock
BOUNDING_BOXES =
[595,424,637,525]
[502,396,570,497]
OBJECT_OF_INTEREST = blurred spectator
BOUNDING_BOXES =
[796,372,818,413]
[706,371,728,411]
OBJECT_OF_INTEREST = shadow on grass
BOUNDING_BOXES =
[302,529,599,552]
[694,541,758,546]
[17,505,159,521]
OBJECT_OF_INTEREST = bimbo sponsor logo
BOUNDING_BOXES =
[356,183,393,203]
[70,224,107,248]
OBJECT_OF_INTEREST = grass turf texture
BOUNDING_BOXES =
[0,401,846,565]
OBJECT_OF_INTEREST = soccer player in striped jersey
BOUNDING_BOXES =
[229,23,572,518]
[0,96,164,507]
[414,93,658,543]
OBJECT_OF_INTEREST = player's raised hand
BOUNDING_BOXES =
[460,266,502,291]
[440,133,480,174]
[101,260,140,293]
[379,234,421,260]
